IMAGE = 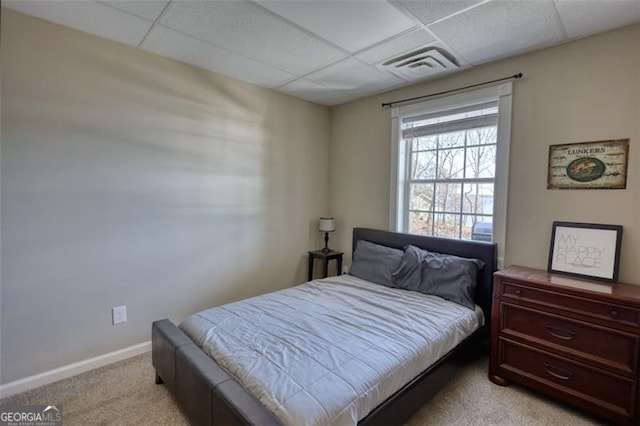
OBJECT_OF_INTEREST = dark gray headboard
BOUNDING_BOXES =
[352,227,497,330]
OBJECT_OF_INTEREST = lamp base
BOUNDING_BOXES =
[322,232,330,253]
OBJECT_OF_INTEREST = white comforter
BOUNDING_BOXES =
[179,275,483,426]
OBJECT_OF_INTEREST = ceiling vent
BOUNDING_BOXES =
[382,46,460,80]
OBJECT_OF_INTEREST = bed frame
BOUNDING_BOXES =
[152,227,497,425]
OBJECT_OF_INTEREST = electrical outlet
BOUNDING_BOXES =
[112,305,127,325]
[342,265,350,275]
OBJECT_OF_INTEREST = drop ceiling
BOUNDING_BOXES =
[5,0,640,106]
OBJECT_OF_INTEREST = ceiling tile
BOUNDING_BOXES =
[277,79,356,107]
[159,0,347,76]
[395,0,485,25]
[346,78,406,99]
[429,0,566,65]
[305,58,403,91]
[142,26,296,88]
[554,0,640,39]
[355,29,437,65]
[256,0,418,53]
[3,0,152,47]
[99,0,170,22]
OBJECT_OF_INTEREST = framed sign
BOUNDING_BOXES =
[548,139,629,189]
[548,222,623,282]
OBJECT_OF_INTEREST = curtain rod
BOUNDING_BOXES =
[381,72,523,108]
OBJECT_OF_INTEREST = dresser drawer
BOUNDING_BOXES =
[498,338,636,420]
[500,303,639,374]
[501,281,640,328]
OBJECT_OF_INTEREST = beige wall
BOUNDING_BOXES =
[331,24,640,283]
[0,10,330,384]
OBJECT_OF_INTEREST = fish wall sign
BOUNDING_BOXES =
[548,139,629,189]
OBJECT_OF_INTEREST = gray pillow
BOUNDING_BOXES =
[393,245,485,309]
[391,245,423,289]
[350,240,404,287]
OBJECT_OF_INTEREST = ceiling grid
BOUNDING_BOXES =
[5,0,640,106]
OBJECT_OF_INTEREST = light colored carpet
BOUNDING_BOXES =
[1,353,604,425]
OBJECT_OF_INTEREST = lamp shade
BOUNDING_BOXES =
[318,217,335,232]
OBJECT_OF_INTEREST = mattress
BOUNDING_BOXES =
[179,274,483,426]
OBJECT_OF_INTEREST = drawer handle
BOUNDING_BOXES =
[514,289,522,295]
[544,363,573,380]
[546,325,576,340]
[610,309,619,318]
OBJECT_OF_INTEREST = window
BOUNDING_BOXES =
[390,84,512,267]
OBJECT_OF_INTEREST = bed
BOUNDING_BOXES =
[152,227,497,425]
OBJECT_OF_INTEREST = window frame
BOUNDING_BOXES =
[390,83,513,268]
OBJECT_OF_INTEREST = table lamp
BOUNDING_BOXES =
[318,217,335,253]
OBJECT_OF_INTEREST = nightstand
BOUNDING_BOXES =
[308,250,343,281]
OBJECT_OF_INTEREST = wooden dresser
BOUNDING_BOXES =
[489,266,640,425]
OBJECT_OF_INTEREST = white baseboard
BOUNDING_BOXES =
[0,341,151,399]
